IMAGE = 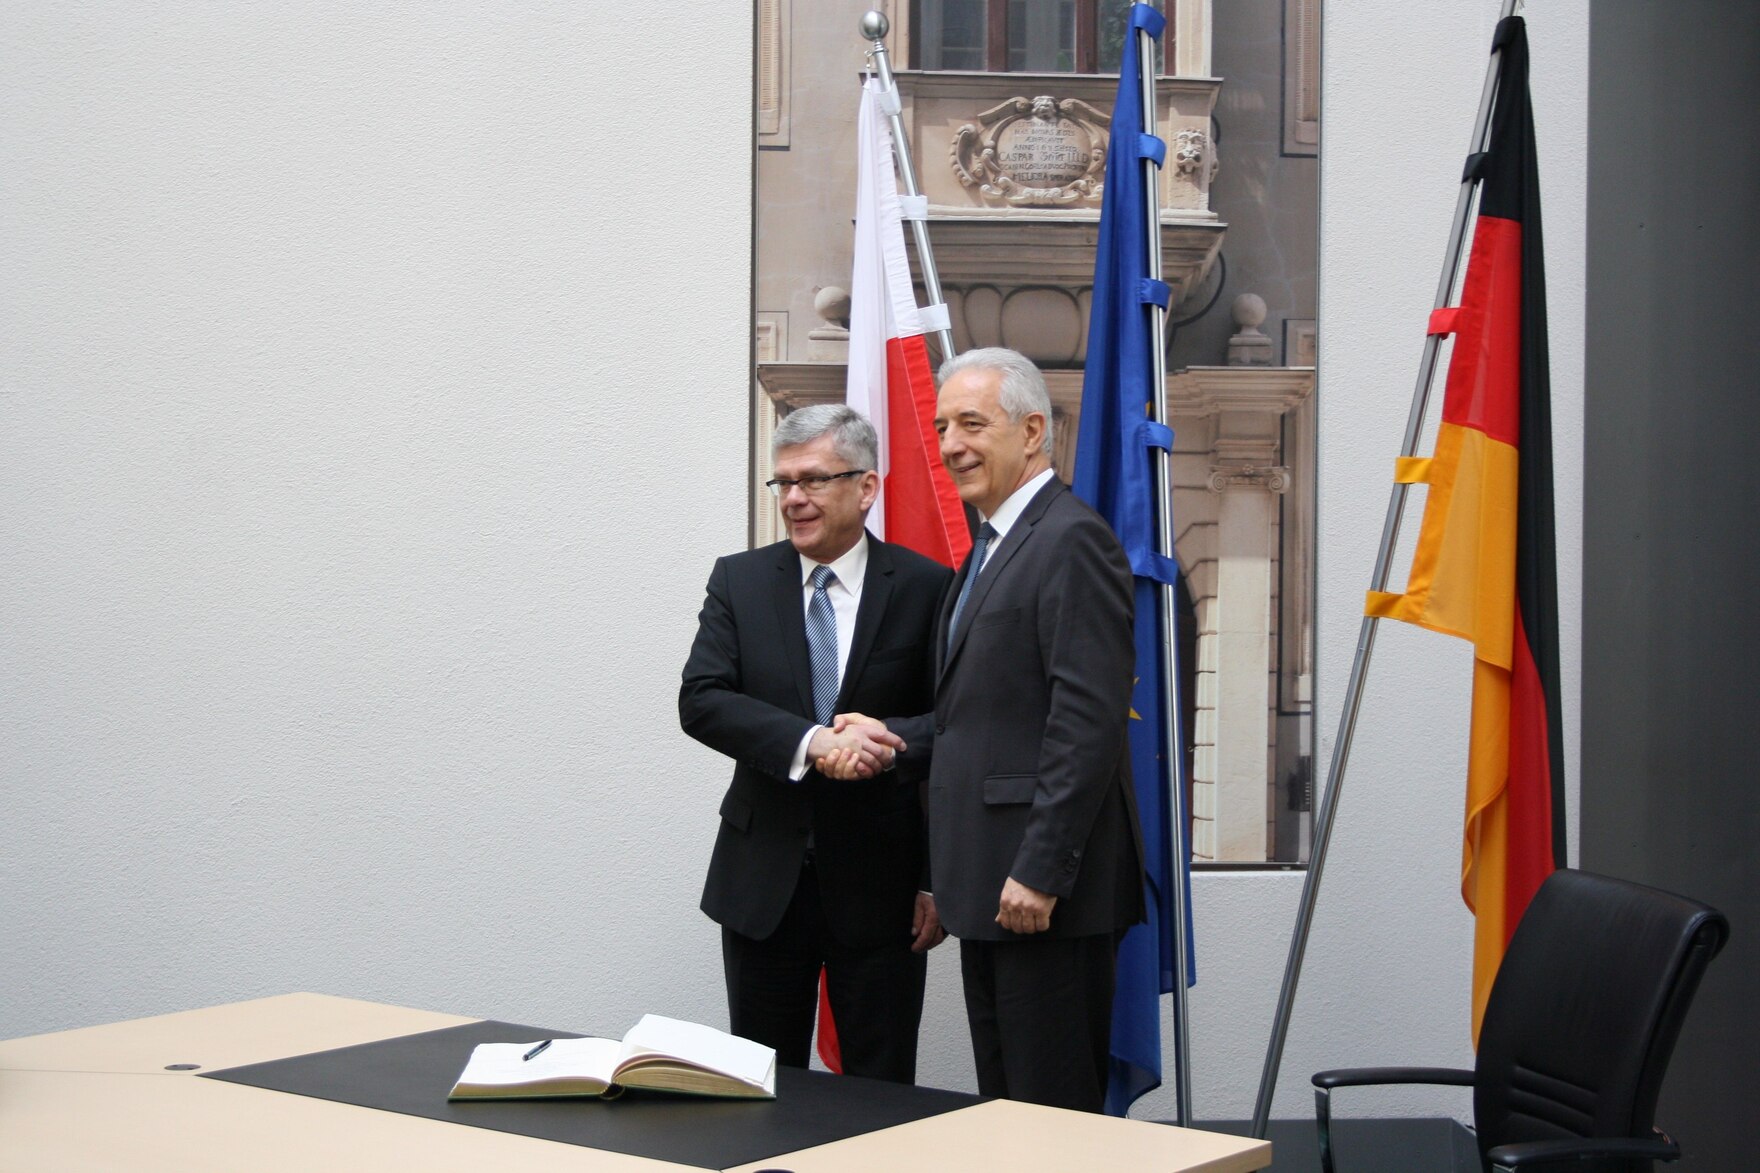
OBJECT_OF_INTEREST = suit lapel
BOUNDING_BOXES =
[939,478,1064,683]
[934,563,960,674]
[839,532,891,710]
[770,542,815,718]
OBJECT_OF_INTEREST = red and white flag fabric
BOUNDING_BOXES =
[815,76,971,1075]
[844,77,970,568]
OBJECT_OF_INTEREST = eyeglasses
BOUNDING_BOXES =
[765,469,868,498]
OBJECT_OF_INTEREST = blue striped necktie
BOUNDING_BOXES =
[949,523,997,635]
[806,565,839,725]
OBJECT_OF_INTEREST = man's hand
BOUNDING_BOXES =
[812,713,904,780]
[807,726,884,778]
[910,891,946,953]
[996,877,1057,935]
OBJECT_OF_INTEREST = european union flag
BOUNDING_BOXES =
[1071,1,1196,1119]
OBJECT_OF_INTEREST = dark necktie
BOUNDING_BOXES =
[806,565,839,725]
[949,523,997,636]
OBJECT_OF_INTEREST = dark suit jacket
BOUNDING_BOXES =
[680,533,950,951]
[894,478,1146,942]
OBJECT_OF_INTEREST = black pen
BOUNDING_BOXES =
[522,1040,552,1061]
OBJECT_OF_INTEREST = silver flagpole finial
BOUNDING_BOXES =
[859,11,889,41]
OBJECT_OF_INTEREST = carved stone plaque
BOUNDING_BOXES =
[995,111,1091,185]
[951,95,1109,207]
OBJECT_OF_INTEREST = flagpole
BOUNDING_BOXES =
[859,12,957,365]
[1134,19,1195,1130]
[1249,0,1523,1137]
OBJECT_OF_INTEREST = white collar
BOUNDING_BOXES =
[980,467,1057,540]
[798,530,869,590]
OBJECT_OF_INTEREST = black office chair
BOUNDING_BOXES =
[1312,868,1728,1173]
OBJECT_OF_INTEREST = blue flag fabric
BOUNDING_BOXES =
[1071,1,1196,1119]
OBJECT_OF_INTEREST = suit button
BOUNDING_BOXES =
[935,724,946,734]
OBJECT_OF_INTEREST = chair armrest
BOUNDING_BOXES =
[1486,1133,1680,1170]
[1312,1066,1474,1089]
[1311,1068,1474,1173]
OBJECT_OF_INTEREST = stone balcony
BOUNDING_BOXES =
[890,68,1226,367]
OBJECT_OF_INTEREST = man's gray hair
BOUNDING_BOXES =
[937,347,1055,454]
[772,403,879,471]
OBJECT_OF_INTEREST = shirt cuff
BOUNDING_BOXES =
[788,726,820,782]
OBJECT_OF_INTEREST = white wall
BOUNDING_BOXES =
[1,0,1585,1129]
[2,2,752,1041]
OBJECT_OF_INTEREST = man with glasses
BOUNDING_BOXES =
[680,404,951,1084]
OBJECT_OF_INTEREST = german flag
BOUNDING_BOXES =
[1365,16,1564,1044]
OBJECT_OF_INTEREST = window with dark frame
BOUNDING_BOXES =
[911,0,1168,74]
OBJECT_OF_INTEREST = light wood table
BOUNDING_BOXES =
[0,994,1270,1172]
[0,994,686,1173]
[725,1097,1271,1173]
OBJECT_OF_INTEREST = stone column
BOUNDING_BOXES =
[1206,459,1287,860]
[1170,367,1313,861]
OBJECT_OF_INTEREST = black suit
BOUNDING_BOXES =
[680,533,949,1083]
[894,477,1145,1110]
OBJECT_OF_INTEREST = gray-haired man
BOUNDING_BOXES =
[680,404,951,1083]
[825,350,1146,1111]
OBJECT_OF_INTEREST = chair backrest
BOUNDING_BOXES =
[1474,868,1728,1172]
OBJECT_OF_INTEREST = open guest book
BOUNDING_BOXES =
[447,1014,777,1101]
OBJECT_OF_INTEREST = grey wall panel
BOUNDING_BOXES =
[1583,4,1760,1170]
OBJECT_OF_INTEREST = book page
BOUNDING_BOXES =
[615,1015,776,1093]
[448,1037,621,1098]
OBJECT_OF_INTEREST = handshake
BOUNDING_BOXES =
[809,713,902,780]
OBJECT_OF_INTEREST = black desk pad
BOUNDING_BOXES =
[203,1019,985,1169]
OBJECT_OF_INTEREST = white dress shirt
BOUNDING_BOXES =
[980,466,1057,541]
[787,534,868,780]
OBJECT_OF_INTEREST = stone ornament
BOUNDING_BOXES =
[1208,465,1292,494]
[950,95,1110,207]
[1173,127,1219,183]
[808,285,850,340]
[1226,293,1274,367]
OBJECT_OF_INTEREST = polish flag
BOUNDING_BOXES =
[844,77,970,569]
[815,77,971,1076]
